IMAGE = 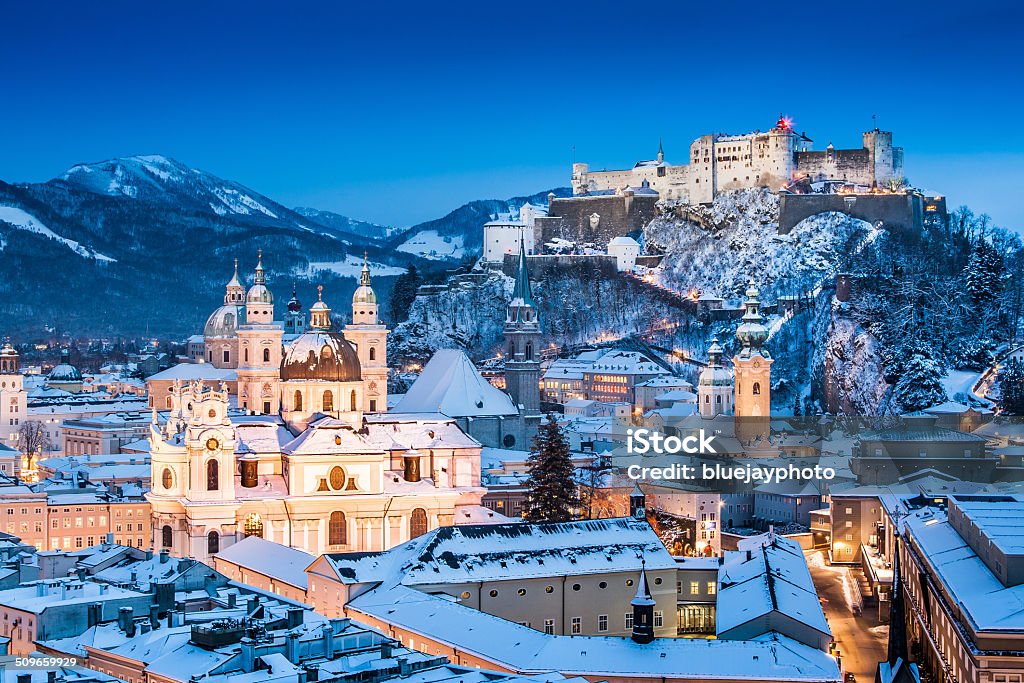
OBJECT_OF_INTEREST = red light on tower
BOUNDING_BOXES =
[775,114,794,131]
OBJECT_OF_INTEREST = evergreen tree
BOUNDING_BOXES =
[894,353,947,413]
[964,241,1006,308]
[998,357,1024,416]
[389,265,422,323]
[522,415,579,523]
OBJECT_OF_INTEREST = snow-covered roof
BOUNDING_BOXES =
[393,349,518,417]
[609,235,640,246]
[214,535,313,589]
[147,363,237,382]
[717,534,830,642]
[589,351,669,376]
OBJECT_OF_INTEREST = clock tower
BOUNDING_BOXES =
[732,281,773,430]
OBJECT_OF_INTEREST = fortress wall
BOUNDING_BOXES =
[777,193,932,234]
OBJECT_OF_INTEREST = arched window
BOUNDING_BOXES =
[753,382,761,396]
[161,525,172,548]
[526,342,533,360]
[322,390,334,412]
[207,530,220,555]
[329,511,347,546]
[716,395,722,404]
[243,513,263,538]
[705,395,710,403]
[369,347,376,361]
[410,508,428,538]
[207,459,219,491]
[350,390,357,411]
[263,348,270,362]
[161,468,173,490]
[294,390,303,411]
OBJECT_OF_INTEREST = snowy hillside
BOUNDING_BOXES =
[645,190,872,301]
[396,230,467,261]
[0,206,115,262]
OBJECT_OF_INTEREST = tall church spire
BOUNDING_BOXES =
[511,237,535,307]
[630,558,656,644]
[657,138,664,163]
[224,258,244,305]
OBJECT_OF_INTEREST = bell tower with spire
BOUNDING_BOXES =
[503,239,541,414]
[237,249,283,415]
[630,559,656,644]
[343,254,389,413]
[732,281,773,418]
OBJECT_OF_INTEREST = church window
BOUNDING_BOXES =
[223,350,230,364]
[316,478,329,492]
[244,348,249,362]
[322,390,334,412]
[243,513,263,538]
[369,399,377,412]
[161,525,172,548]
[716,395,722,404]
[263,348,270,363]
[207,530,219,554]
[329,511,347,546]
[705,395,710,403]
[410,508,428,538]
[263,401,271,414]
[207,459,219,491]
[208,351,213,362]
[329,466,346,491]
[294,390,303,411]
[369,347,376,361]
[208,409,216,418]
[161,468,173,490]
[753,382,761,395]
[526,342,533,361]
[508,342,515,357]
[345,477,358,491]
[350,390,357,411]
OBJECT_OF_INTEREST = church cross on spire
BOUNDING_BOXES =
[360,251,372,287]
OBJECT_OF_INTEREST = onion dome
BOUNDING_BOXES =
[246,249,274,304]
[735,280,770,358]
[280,330,361,382]
[352,253,377,305]
[698,338,734,387]
[48,349,82,382]
[287,284,302,313]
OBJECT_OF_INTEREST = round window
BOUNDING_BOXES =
[626,579,634,587]
[599,581,607,589]
[654,577,663,585]
[489,589,498,598]
[544,585,554,594]
[572,583,581,591]
[517,588,527,597]
[460,591,470,600]
[161,468,173,490]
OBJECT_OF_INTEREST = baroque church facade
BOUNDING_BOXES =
[148,252,489,562]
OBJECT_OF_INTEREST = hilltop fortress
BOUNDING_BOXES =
[571,115,905,204]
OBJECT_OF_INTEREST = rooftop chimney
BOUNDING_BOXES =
[159,547,170,564]
[287,607,304,630]
[149,604,160,630]
[118,606,135,637]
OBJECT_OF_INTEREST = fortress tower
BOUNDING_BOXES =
[0,344,26,463]
[504,239,541,414]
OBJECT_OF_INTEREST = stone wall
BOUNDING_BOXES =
[535,193,660,247]
[777,192,944,234]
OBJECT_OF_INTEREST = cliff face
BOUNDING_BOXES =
[814,304,892,416]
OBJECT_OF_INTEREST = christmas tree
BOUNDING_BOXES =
[522,415,580,523]
[998,358,1024,416]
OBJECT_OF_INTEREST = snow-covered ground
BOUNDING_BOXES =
[397,230,466,260]
[0,206,116,262]
[941,369,987,404]
[304,255,405,278]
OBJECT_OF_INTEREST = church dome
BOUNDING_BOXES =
[204,305,244,337]
[49,350,82,382]
[286,287,302,313]
[246,283,273,305]
[352,285,376,305]
[281,331,362,382]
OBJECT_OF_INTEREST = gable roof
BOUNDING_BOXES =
[393,350,518,417]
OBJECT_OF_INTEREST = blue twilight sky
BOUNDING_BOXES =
[2,1,1023,230]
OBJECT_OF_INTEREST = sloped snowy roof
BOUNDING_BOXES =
[717,534,830,641]
[393,349,518,417]
[214,535,313,589]
[147,363,237,382]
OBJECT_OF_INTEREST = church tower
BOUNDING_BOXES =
[236,250,283,415]
[225,258,245,306]
[698,337,734,418]
[343,255,389,413]
[503,239,541,413]
[630,560,656,644]
[732,281,773,418]
[283,284,306,338]
[0,344,27,464]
